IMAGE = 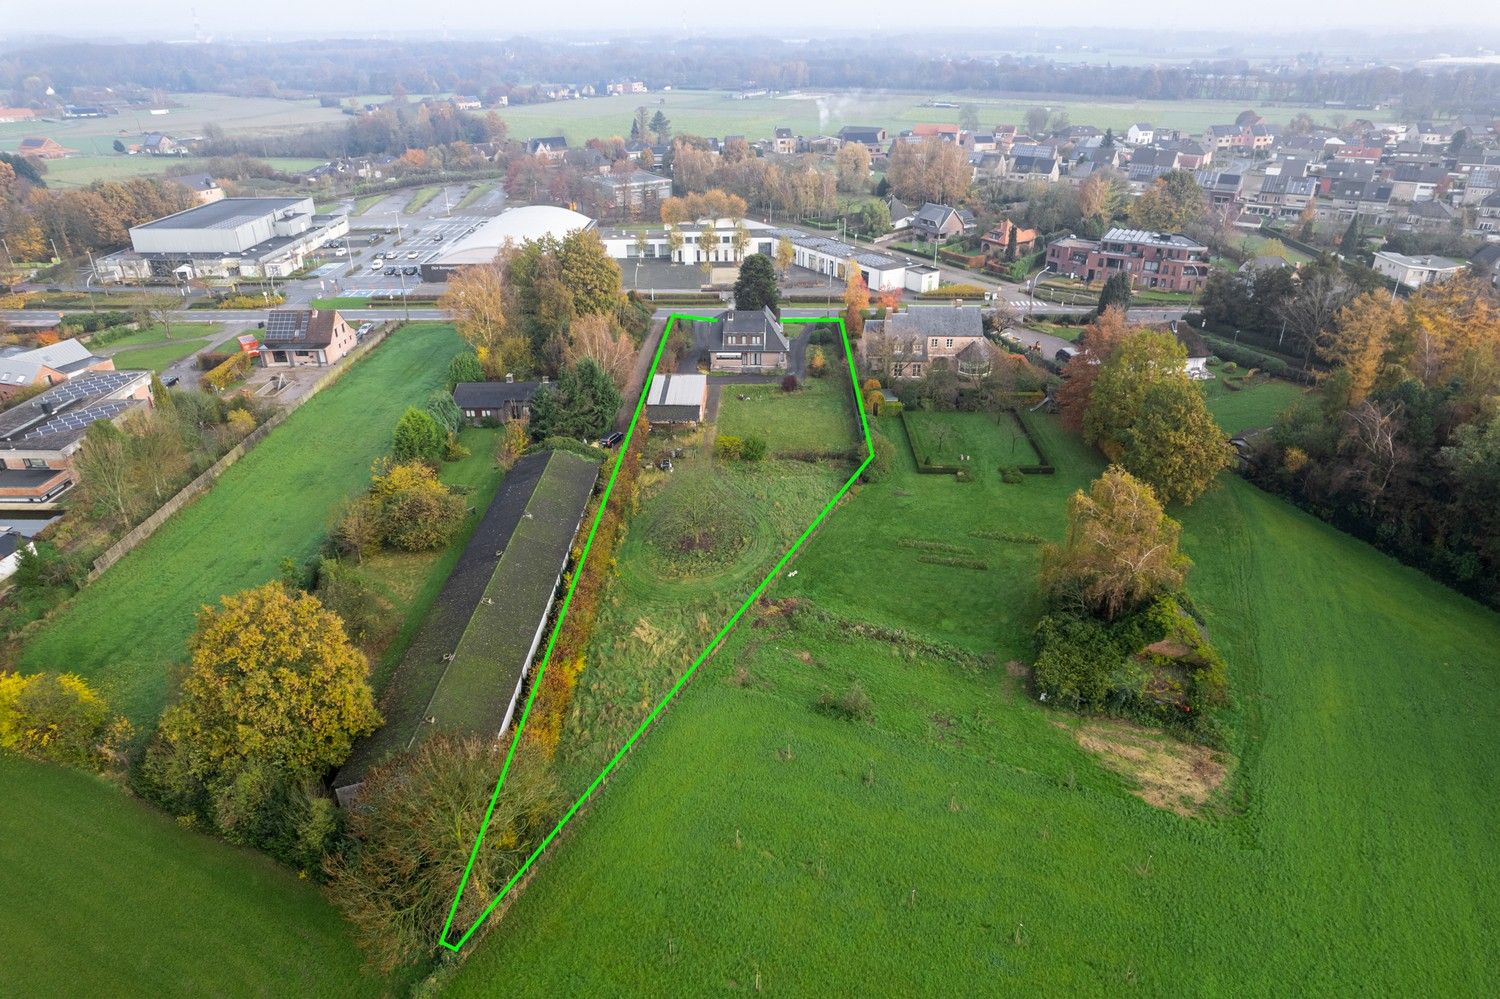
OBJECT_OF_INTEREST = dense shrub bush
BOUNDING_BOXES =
[0,671,127,771]
[715,435,744,460]
[861,431,896,483]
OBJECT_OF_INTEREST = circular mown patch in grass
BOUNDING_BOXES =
[642,476,756,577]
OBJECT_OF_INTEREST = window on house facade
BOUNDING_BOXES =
[945,338,954,348]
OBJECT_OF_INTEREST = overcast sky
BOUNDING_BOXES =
[9,1,1500,39]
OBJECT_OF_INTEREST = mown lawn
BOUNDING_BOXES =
[0,756,396,997]
[95,322,222,350]
[715,379,854,456]
[19,322,468,729]
[111,338,210,373]
[1201,375,1307,434]
[902,409,1041,473]
[311,297,375,310]
[448,407,1500,994]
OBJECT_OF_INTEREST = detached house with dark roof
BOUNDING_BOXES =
[703,308,790,373]
[453,378,541,424]
[526,136,569,161]
[259,309,356,367]
[910,202,975,242]
[862,305,993,381]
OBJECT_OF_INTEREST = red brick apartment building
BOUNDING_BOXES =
[1045,227,1212,293]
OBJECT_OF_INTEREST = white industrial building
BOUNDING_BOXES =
[599,219,911,291]
[94,197,348,282]
[422,205,595,280]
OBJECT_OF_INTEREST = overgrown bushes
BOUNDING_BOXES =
[202,351,252,392]
[0,671,130,771]
[332,461,467,560]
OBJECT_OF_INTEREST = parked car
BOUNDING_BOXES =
[369,260,383,270]
[599,431,624,448]
[163,375,180,387]
[657,458,673,472]
[406,251,418,259]
[403,266,418,276]
[356,323,373,337]
[385,267,398,276]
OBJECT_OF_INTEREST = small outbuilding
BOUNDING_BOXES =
[644,373,708,424]
[453,379,541,424]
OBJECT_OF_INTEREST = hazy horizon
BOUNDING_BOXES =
[6,1,1500,43]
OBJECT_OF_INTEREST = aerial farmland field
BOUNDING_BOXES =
[448,400,1500,994]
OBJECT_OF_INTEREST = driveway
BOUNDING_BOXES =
[1002,326,1077,361]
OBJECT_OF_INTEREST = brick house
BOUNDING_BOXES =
[979,218,1039,257]
[0,340,115,400]
[703,308,790,373]
[17,137,76,159]
[259,309,357,367]
[862,305,992,380]
[0,369,152,508]
[1045,227,1212,293]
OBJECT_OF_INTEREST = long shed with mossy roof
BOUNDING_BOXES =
[333,448,600,804]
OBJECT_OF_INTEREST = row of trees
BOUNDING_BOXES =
[1,170,197,261]
[438,229,634,381]
[1247,276,1500,607]
[74,387,267,535]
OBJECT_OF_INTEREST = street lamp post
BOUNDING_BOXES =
[1028,264,1055,319]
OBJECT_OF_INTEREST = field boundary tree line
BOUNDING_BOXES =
[86,322,399,581]
[436,314,873,953]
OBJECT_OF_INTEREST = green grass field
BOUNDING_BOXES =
[452,181,497,212]
[1202,375,1307,434]
[0,756,396,997]
[19,322,468,728]
[1232,232,1314,266]
[110,338,210,373]
[405,186,442,213]
[494,89,1303,144]
[902,410,1041,473]
[715,380,853,456]
[311,297,377,310]
[448,392,1500,993]
[552,386,858,797]
[94,322,221,350]
[14,154,324,189]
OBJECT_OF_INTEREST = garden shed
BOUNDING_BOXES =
[645,373,708,424]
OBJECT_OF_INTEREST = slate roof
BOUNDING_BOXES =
[0,339,101,388]
[453,381,542,409]
[884,306,984,340]
[717,308,790,354]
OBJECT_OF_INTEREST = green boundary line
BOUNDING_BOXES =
[438,313,872,951]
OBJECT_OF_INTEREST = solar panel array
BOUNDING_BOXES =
[263,310,312,344]
[23,400,136,441]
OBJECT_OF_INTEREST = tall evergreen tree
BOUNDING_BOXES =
[1097,271,1133,315]
[733,253,780,312]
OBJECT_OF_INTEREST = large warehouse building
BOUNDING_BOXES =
[421,205,595,281]
[95,197,348,282]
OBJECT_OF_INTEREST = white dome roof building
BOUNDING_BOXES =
[422,205,595,279]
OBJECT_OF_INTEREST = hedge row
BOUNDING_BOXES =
[1199,333,1315,384]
